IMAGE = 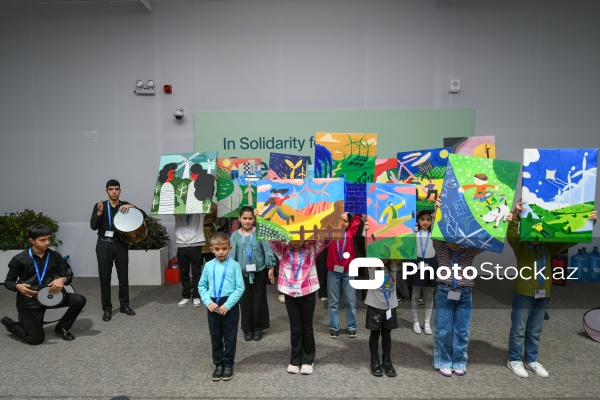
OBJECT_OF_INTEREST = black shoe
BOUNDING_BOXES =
[103,310,112,322]
[54,327,76,341]
[120,307,136,316]
[244,332,254,341]
[1,316,14,332]
[382,354,396,377]
[253,331,263,341]
[370,354,383,377]
[544,311,550,320]
[222,367,234,381]
[212,365,223,381]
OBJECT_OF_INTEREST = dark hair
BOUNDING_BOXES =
[417,210,433,231]
[239,206,254,216]
[158,163,178,183]
[190,163,204,175]
[474,173,488,181]
[106,179,120,189]
[28,223,51,240]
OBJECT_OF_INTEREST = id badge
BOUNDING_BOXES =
[105,230,114,238]
[534,289,546,299]
[289,283,302,294]
[333,265,345,273]
[246,264,257,272]
[386,309,392,320]
[447,290,461,301]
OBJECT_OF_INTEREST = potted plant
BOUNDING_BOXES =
[0,210,62,283]
[111,215,170,286]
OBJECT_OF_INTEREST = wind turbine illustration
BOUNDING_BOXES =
[345,134,366,156]
[361,138,376,157]
[206,158,215,175]
[244,185,254,206]
[298,183,319,206]
[176,153,201,179]
[571,152,596,204]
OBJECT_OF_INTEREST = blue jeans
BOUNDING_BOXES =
[433,286,472,371]
[327,270,357,332]
[508,292,549,363]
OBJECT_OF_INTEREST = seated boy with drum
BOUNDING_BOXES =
[1,223,87,344]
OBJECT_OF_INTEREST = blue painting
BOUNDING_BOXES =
[344,182,367,214]
[268,153,309,180]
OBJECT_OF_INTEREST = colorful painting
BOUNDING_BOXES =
[397,147,451,211]
[375,158,399,183]
[315,132,377,183]
[366,184,417,259]
[216,158,261,217]
[444,136,496,159]
[254,178,345,240]
[268,153,309,180]
[520,148,597,242]
[344,182,367,214]
[151,152,217,215]
[432,154,521,253]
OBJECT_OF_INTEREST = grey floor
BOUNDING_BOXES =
[1,277,598,400]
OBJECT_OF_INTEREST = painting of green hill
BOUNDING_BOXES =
[520,202,595,242]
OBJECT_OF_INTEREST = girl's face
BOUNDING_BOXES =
[239,211,255,231]
[418,214,432,230]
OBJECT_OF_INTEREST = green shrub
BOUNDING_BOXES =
[0,209,62,251]
[128,216,170,251]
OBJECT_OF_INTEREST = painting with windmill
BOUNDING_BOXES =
[520,148,597,242]
[216,157,262,217]
[366,183,417,259]
[432,154,521,253]
[268,153,309,180]
[254,178,346,241]
[151,152,217,215]
[397,147,451,211]
[314,132,377,184]
[444,136,496,159]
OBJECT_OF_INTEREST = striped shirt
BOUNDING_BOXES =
[432,240,485,287]
[270,240,328,297]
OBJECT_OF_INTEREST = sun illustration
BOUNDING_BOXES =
[440,149,449,158]
[222,159,231,167]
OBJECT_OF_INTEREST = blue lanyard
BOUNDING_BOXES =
[106,201,121,230]
[289,249,304,283]
[448,247,462,289]
[212,258,229,305]
[28,248,49,286]
[381,272,393,309]
[528,244,546,288]
[186,214,191,225]
[419,230,431,259]
[242,232,254,261]
[337,233,347,263]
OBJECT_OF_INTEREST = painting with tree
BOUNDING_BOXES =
[444,136,496,159]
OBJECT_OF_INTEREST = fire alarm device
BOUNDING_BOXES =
[164,85,172,94]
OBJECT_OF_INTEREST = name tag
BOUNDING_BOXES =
[447,290,461,301]
[386,309,392,320]
[105,230,114,237]
[534,289,546,299]
[289,283,301,294]
[246,264,257,272]
[333,265,345,273]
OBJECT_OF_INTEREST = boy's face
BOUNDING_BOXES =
[106,186,121,201]
[28,234,51,253]
[211,242,232,261]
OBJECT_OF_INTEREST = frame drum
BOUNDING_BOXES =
[113,208,147,244]
[584,307,600,343]
[43,285,75,323]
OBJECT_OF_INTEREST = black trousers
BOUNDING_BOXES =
[316,246,328,298]
[240,269,270,334]
[285,292,316,366]
[6,293,86,345]
[207,296,239,368]
[177,246,207,299]
[96,239,129,311]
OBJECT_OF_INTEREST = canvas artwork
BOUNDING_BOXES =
[520,148,597,242]
[254,178,345,241]
[397,147,451,211]
[268,153,309,180]
[314,132,377,183]
[344,182,366,214]
[366,184,417,259]
[375,158,399,183]
[432,154,521,253]
[444,136,496,159]
[216,157,261,217]
[151,152,217,215]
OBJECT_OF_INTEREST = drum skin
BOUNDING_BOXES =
[583,307,600,343]
[113,208,148,244]
[43,285,75,323]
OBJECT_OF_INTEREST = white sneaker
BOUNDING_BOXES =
[507,361,529,378]
[526,361,549,378]
[178,298,191,307]
[286,364,300,374]
[413,322,422,334]
[423,323,432,335]
[278,294,285,303]
[193,298,201,307]
[300,364,313,375]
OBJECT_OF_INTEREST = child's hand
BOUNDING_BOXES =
[458,187,465,194]
[505,213,513,222]
[254,208,259,216]
[364,222,370,231]
[414,226,419,232]
[218,305,229,315]
[207,302,218,312]
[590,211,597,221]
[268,267,275,284]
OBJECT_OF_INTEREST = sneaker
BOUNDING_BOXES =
[507,361,529,378]
[438,368,452,377]
[526,361,549,378]
[398,297,403,304]
[178,298,191,307]
[329,329,339,339]
[320,297,328,301]
[300,364,313,375]
[418,297,424,305]
[453,369,465,376]
[193,298,201,307]
[423,323,432,335]
[278,294,285,303]
[287,364,300,374]
[347,330,357,338]
[412,322,422,334]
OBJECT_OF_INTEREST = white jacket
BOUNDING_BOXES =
[174,214,206,247]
